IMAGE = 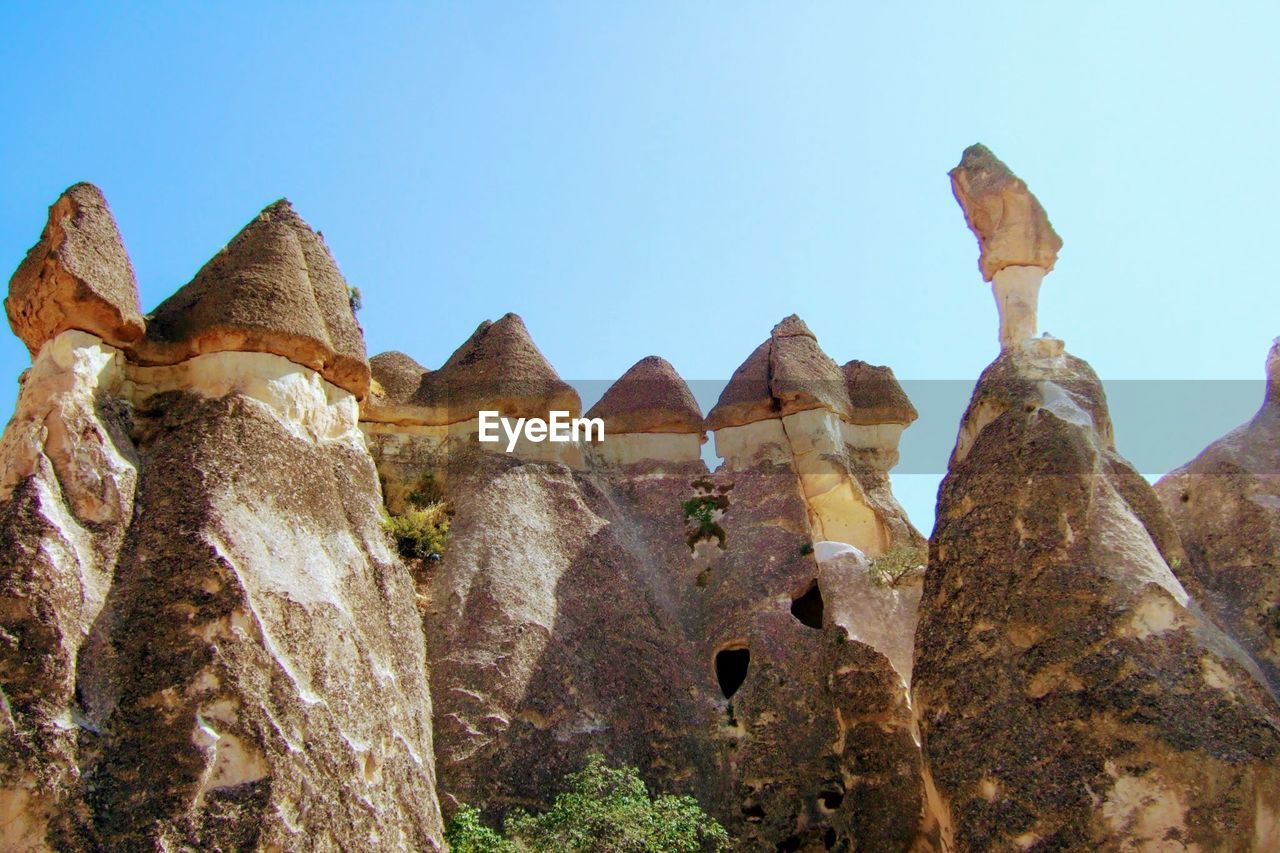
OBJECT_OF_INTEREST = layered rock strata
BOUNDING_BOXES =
[0,186,444,850]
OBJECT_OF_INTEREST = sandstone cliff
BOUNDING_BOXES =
[0,187,444,850]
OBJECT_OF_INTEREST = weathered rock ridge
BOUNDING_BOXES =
[363,314,929,850]
[5,150,1279,853]
[0,186,444,850]
[1156,339,1280,698]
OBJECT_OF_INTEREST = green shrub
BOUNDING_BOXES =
[682,495,726,549]
[446,805,515,853]
[448,754,730,852]
[348,285,363,312]
[868,542,927,587]
[382,501,450,561]
[799,542,814,556]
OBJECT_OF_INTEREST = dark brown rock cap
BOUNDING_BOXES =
[584,355,703,434]
[142,199,370,396]
[707,315,915,430]
[6,183,146,355]
[842,360,917,425]
[367,313,579,425]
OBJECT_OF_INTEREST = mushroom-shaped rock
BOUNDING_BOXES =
[6,183,145,355]
[706,315,853,430]
[585,356,703,434]
[951,144,1063,349]
[414,313,580,424]
[842,360,917,425]
[369,350,430,406]
[143,200,370,396]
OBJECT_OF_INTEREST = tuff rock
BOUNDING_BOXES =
[1156,339,1280,697]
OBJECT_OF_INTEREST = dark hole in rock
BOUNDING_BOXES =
[823,827,837,848]
[776,836,802,852]
[819,789,844,810]
[716,648,750,699]
[790,581,824,629]
[1181,491,1190,503]
[741,803,765,823]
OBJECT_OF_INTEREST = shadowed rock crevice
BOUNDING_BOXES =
[789,581,824,629]
[714,647,750,699]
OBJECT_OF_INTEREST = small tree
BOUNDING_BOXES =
[445,754,730,852]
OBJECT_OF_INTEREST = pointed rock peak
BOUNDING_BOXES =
[950,143,1062,282]
[705,338,773,431]
[586,356,703,434]
[769,318,854,421]
[414,313,581,423]
[771,314,815,339]
[370,351,430,405]
[6,182,145,354]
[707,319,855,430]
[143,199,369,396]
[842,360,917,425]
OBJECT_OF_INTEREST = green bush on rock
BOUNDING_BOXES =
[445,753,730,852]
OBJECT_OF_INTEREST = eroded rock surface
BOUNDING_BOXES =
[6,184,145,355]
[0,190,444,850]
[1156,339,1280,697]
[142,200,371,396]
[380,315,930,850]
[913,342,1280,850]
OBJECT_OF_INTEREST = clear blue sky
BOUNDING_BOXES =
[2,3,1276,531]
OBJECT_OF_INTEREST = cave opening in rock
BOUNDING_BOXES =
[790,580,824,629]
[715,647,750,699]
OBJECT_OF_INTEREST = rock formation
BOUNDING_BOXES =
[584,355,705,465]
[951,144,1063,349]
[911,149,1280,850]
[0,186,444,850]
[142,200,371,396]
[1156,339,1280,697]
[5,183,145,355]
[359,313,928,849]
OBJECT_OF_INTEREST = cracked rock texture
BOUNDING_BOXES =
[912,342,1280,851]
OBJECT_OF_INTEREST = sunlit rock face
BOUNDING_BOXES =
[363,315,929,849]
[951,144,1063,350]
[1156,338,1280,697]
[0,189,445,851]
[913,342,1280,851]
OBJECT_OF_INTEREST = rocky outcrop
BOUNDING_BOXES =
[142,200,371,397]
[912,159,1280,849]
[360,313,928,849]
[584,355,705,465]
[1156,339,1280,697]
[951,144,1063,349]
[707,315,920,556]
[0,190,444,850]
[6,184,145,355]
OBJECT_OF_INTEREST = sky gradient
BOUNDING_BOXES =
[2,3,1276,531]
